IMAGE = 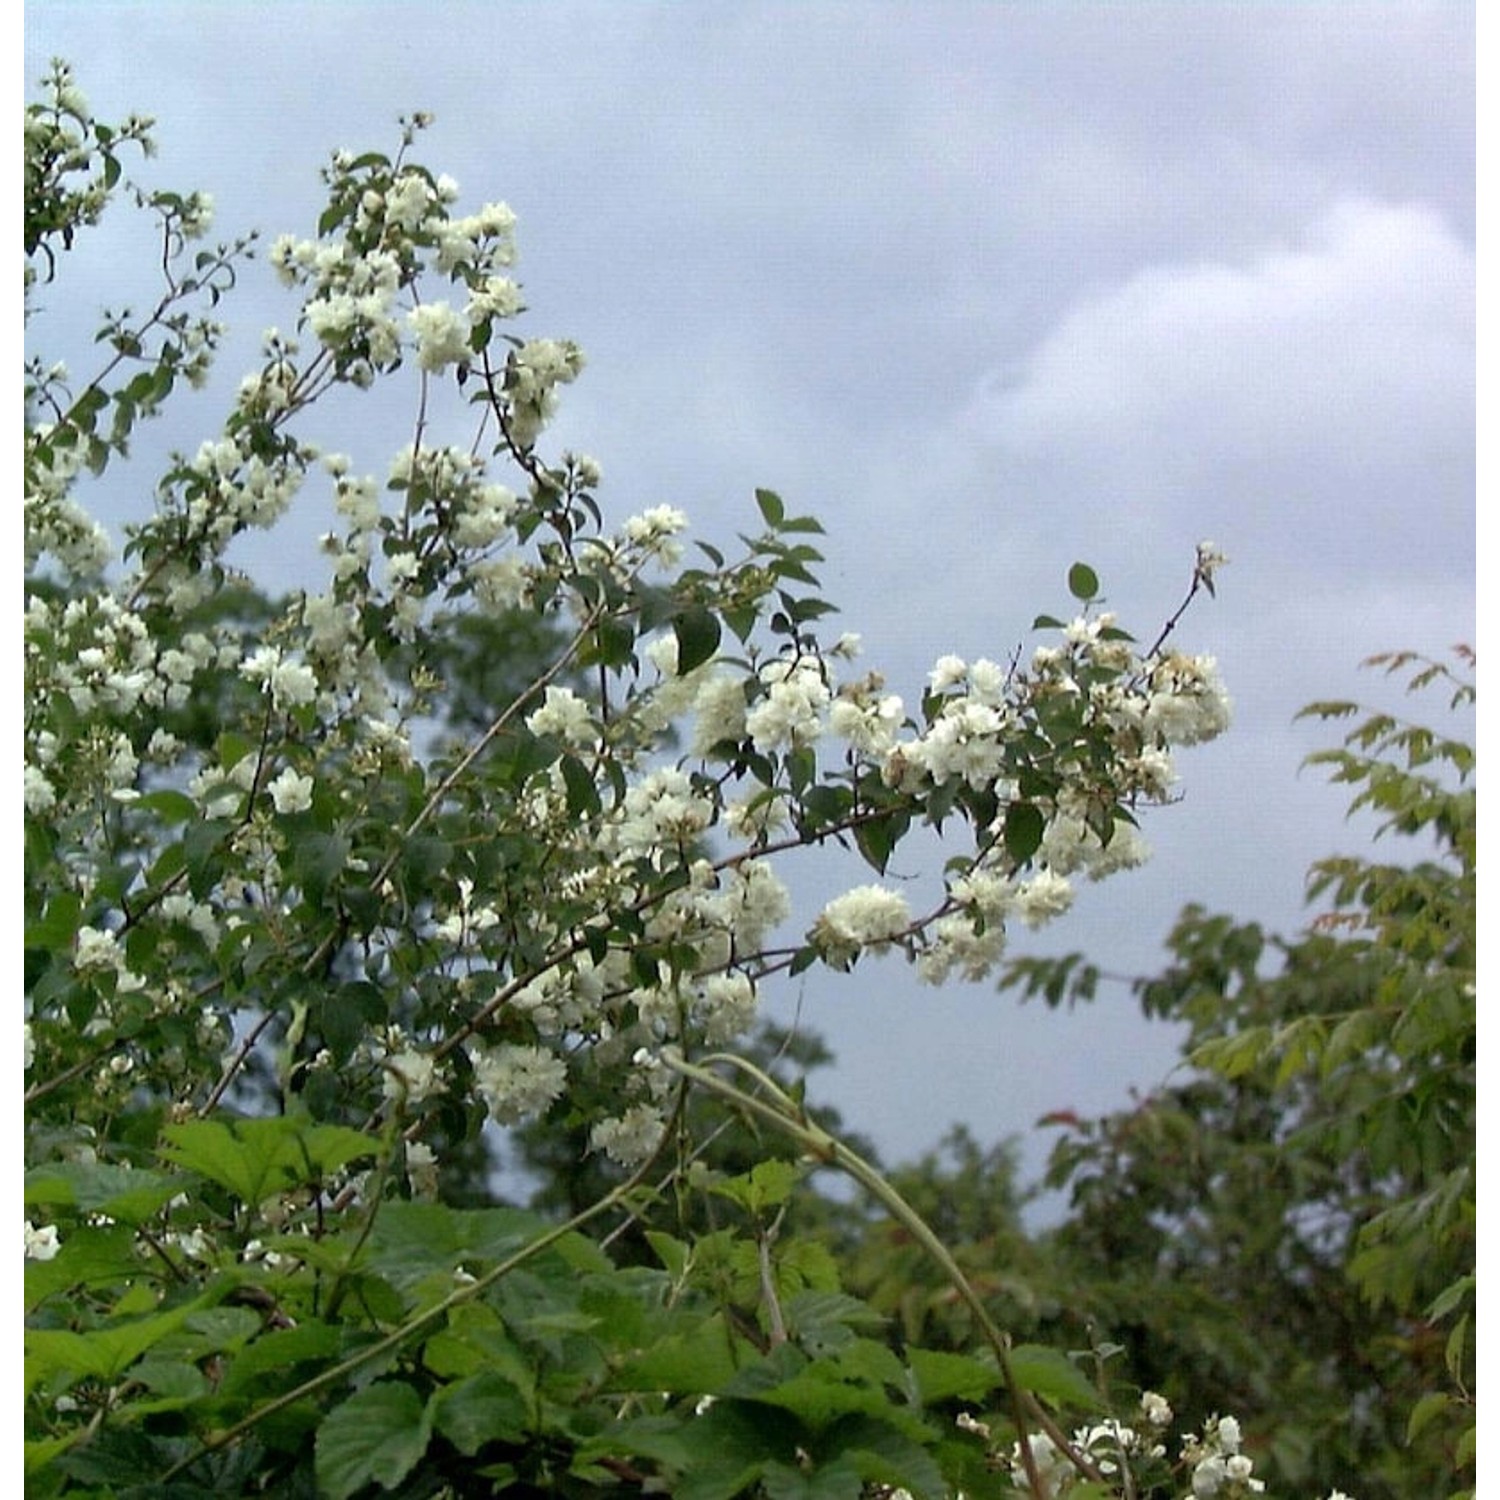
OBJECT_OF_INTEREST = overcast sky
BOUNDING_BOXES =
[24,4,1476,1195]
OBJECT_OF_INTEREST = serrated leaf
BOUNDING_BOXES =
[217,1321,342,1397]
[1007,1344,1106,1412]
[609,1311,745,1396]
[400,833,453,882]
[24,1162,179,1224]
[432,1371,531,1454]
[315,1380,432,1500]
[159,1116,376,1206]
[710,1159,803,1214]
[906,1347,1002,1405]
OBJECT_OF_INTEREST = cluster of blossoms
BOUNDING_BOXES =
[991,1399,1356,1500]
[1178,1415,1266,1499]
[23,93,1234,1194]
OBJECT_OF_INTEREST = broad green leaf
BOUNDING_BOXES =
[400,833,454,882]
[132,788,200,824]
[1406,1389,1454,1443]
[710,1159,803,1214]
[292,831,350,902]
[674,604,722,674]
[1003,802,1045,866]
[646,1229,690,1281]
[315,1380,432,1500]
[432,1370,531,1453]
[366,1201,551,1289]
[24,1161,180,1224]
[216,1320,342,1397]
[906,1347,1002,1406]
[608,1310,744,1396]
[25,1225,141,1306]
[159,1116,377,1205]
[854,812,905,875]
[27,1301,208,1392]
[1067,562,1099,601]
[25,890,82,952]
[1007,1344,1106,1412]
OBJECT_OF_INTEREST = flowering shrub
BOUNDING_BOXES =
[20,60,1384,1500]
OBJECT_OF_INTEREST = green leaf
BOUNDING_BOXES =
[561,753,603,818]
[1067,562,1099,601]
[315,1380,433,1500]
[217,1321,342,1397]
[400,833,454,883]
[24,1161,180,1224]
[906,1347,1002,1406]
[1003,802,1045,866]
[1407,1389,1454,1443]
[1007,1344,1106,1412]
[756,488,786,527]
[292,831,350,902]
[854,811,907,875]
[159,1116,376,1205]
[646,1230,691,1281]
[710,1160,803,1214]
[674,605,723,674]
[25,890,82,952]
[610,1310,745,1396]
[27,1301,210,1392]
[366,1202,551,1289]
[432,1370,531,1453]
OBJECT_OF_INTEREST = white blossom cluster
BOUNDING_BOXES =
[994,1399,1358,1500]
[23,99,1233,1191]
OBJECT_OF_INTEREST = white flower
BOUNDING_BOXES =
[1012,870,1074,929]
[408,301,471,371]
[24,1221,61,1261]
[590,1103,666,1165]
[23,1024,35,1072]
[75,926,123,972]
[1143,652,1232,746]
[526,686,598,747]
[383,1048,438,1105]
[690,675,747,757]
[267,767,314,814]
[697,973,758,1045]
[815,885,911,967]
[23,765,56,814]
[1139,1391,1173,1428]
[1192,1455,1228,1496]
[623,505,688,545]
[746,657,830,752]
[1195,539,1229,590]
[405,1141,440,1200]
[928,654,967,691]
[470,1043,567,1124]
